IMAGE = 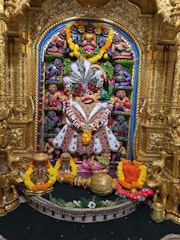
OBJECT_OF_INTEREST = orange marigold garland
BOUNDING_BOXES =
[117,159,147,190]
[23,161,58,192]
[116,159,153,201]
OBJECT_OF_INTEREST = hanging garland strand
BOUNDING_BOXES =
[65,22,114,63]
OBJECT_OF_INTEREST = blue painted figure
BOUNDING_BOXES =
[70,25,81,45]
[111,115,128,138]
[99,28,109,47]
[114,64,131,87]
[45,59,63,82]
[44,110,62,134]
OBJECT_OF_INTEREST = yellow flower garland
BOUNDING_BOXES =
[23,161,58,192]
[82,130,92,144]
[117,159,147,190]
[65,22,114,63]
[54,156,77,179]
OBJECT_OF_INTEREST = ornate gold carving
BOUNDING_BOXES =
[4,0,30,17]
[0,168,21,216]
[28,0,151,46]
[148,132,163,152]
[0,108,26,149]
[168,113,180,146]
[0,26,7,102]
[76,0,110,8]
[12,104,28,119]
[147,111,180,223]
[156,0,180,27]
[172,32,180,108]
[0,120,10,148]
[128,0,157,14]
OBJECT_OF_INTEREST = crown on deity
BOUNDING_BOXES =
[63,57,103,96]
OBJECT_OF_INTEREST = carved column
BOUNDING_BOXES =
[149,0,180,224]
[0,1,33,156]
[7,35,29,121]
[165,31,180,181]
[137,45,172,165]
[0,8,8,114]
[171,31,180,106]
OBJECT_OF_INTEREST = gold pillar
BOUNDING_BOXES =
[137,45,174,165]
[171,31,180,106]
[0,11,8,113]
[148,31,180,224]
[165,31,180,180]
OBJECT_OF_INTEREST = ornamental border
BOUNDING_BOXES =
[27,195,139,223]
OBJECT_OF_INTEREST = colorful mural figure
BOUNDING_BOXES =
[40,21,135,172]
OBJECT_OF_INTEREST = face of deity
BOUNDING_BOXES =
[79,90,95,104]
[48,84,57,94]
[113,34,122,44]
[54,59,62,68]
[102,28,109,37]
[116,90,126,100]
[59,29,66,39]
[71,25,78,33]
[86,24,94,33]
[48,137,53,144]
[114,64,123,75]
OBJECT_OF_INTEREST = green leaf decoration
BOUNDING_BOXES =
[79,201,87,208]
[79,197,89,207]
[92,195,98,202]
[49,194,128,209]
[101,61,114,79]
[113,60,135,74]
[65,202,76,208]
[63,58,71,75]
[95,201,104,208]
[114,197,126,204]
[49,193,57,204]
[44,55,64,65]
[93,48,100,55]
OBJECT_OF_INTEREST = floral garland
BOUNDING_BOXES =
[23,161,58,192]
[116,182,154,201]
[117,159,147,190]
[82,130,92,145]
[54,156,77,179]
[63,99,114,145]
[63,99,114,132]
[65,22,114,63]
